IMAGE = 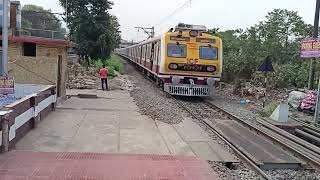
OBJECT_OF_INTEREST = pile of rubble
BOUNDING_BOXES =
[109,72,134,91]
[288,90,317,114]
[233,82,265,99]
[217,81,287,110]
[67,63,99,89]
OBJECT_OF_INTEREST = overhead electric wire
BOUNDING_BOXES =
[154,0,191,30]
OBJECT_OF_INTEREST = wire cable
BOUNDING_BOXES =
[154,0,191,29]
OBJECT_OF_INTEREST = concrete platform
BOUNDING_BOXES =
[209,119,302,170]
[15,90,169,155]
[14,89,237,164]
[0,151,219,180]
[172,118,238,163]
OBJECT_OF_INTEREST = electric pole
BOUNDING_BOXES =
[1,0,9,75]
[65,0,68,25]
[308,0,320,90]
[134,26,155,39]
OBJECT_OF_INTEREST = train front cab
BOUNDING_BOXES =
[160,30,222,97]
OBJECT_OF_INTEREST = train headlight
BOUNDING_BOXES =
[207,66,216,72]
[172,76,181,85]
[206,78,215,86]
[189,30,198,37]
[169,63,178,70]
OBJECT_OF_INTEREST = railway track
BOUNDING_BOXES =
[207,101,320,170]
[172,97,320,180]
[172,97,273,180]
[291,116,320,135]
[123,56,320,178]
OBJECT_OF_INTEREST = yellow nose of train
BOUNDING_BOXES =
[116,23,223,97]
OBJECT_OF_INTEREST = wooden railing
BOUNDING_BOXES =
[0,85,57,152]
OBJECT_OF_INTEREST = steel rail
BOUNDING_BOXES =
[172,97,273,180]
[303,128,320,139]
[291,117,320,135]
[205,101,320,171]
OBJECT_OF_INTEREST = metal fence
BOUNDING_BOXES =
[13,28,67,40]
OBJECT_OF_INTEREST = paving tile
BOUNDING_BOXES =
[188,141,238,163]
[173,117,211,141]
[0,151,219,180]
[120,128,170,155]
[156,120,195,156]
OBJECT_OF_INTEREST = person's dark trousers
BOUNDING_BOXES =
[101,78,109,91]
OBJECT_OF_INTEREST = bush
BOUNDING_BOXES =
[94,59,104,71]
[273,61,309,88]
[105,55,124,74]
[107,66,116,77]
[93,55,123,78]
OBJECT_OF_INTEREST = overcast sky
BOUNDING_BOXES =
[20,0,316,42]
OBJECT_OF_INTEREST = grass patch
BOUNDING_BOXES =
[93,55,124,78]
[260,101,279,117]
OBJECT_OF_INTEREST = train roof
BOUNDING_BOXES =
[119,31,221,50]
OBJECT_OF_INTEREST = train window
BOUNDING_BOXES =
[167,44,186,58]
[156,41,160,62]
[200,46,218,60]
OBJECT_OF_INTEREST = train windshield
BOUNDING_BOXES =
[167,44,187,58]
[200,46,218,60]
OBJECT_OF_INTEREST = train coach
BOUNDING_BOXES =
[116,23,223,96]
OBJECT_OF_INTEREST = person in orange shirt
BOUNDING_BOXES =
[99,65,109,91]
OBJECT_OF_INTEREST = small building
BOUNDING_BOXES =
[1,36,73,100]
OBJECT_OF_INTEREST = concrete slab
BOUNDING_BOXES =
[15,109,86,151]
[58,98,139,111]
[188,141,238,163]
[120,115,157,130]
[173,117,211,141]
[208,141,239,163]
[120,128,170,155]
[85,111,119,133]
[17,135,71,152]
[97,90,132,100]
[156,121,195,156]
[67,89,97,96]
[16,90,171,156]
[213,120,302,169]
[67,132,118,153]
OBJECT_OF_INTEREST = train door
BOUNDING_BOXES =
[150,43,155,71]
[139,46,143,64]
[156,41,161,74]
[144,45,148,67]
[135,48,138,62]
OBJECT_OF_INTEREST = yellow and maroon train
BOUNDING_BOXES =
[116,23,223,96]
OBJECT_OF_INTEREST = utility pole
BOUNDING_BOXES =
[308,0,320,90]
[65,0,68,25]
[134,26,155,39]
[314,77,320,124]
[1,0,9,75]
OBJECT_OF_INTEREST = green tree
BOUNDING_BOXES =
[59,0,121,61]
[209,9,314,88]
[22,5,66,39]
[256,9,312,63]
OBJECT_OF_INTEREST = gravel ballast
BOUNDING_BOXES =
[120,57,263,180]
[122,59,185,124]
[119,56,320,180]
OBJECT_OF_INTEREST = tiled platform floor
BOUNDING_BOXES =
[0,151,219,180]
